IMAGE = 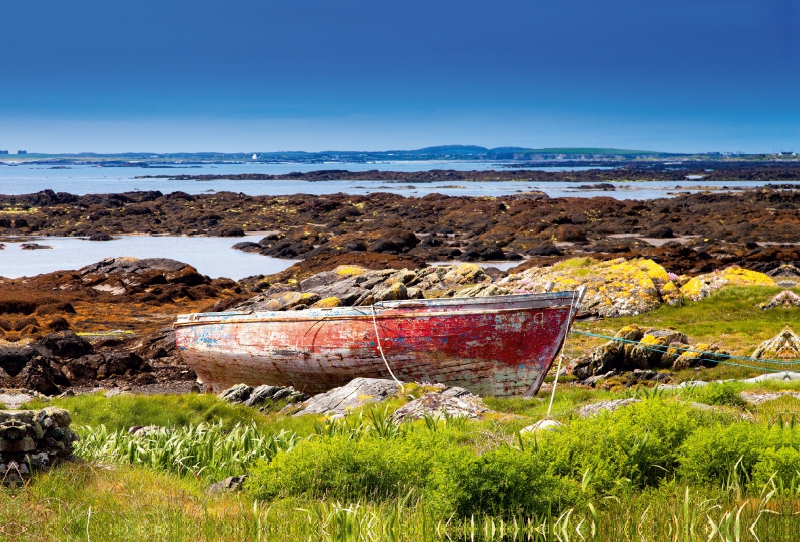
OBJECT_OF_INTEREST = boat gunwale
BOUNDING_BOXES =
[175,292,580,328]
[174,304,574,328]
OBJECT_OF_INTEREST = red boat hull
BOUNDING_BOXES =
[175,292,582,397]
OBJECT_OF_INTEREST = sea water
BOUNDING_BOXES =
[1,161,785,200]
[0,235,296,280]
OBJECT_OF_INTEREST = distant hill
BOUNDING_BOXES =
[494,147,661,155]
[398,146,661,156]
[401,145,491,155]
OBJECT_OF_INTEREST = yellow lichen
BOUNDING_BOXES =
[312,297,340,308]
[334,265,369,276]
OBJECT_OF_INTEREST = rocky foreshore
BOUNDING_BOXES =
[135,162,800,182]
[3,188,800,267]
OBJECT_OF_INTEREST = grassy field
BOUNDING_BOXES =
[9,378,800,541]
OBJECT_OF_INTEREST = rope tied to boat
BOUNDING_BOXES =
[370,304,405,393]
[546,288,582,419]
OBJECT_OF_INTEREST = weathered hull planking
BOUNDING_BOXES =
[174,291,583,397]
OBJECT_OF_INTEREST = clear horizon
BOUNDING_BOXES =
[1,0,798,154]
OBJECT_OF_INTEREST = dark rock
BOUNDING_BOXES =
[219,384,253,403]
[232,242,262,252]
[46,316,70,331]
[647,226,674,239]
[39,332,93,359]
[528,243,563,257]
[88,233,112,241]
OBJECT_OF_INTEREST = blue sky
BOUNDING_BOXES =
[1,0,798,153]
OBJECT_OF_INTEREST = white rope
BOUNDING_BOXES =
[546,289,580,419]
[370,304,405,393]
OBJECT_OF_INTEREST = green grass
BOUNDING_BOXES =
[11,390,800,541]
[23,393,277,432]
[5,465,799,541]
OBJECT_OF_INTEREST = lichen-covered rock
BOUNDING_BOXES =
[577,398,640,418]
[520,419,564,433]
[680,266,776,301]
[311,296,341,308]
[627,330,688,369]
[293,377,401,417]
[373,282,408,302]
[498,258,682,317]
[391,386,489,423]
[671,343,729,370]
[761,290,800,309]
[234,263,495,312]
[752,327,800,360]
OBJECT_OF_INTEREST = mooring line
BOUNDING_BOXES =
[569,329,794,373]
[546,289,581,419]
[370,304,405,393]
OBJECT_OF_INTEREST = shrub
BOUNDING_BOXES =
[689,382,747,408]
[247,433,435,501]
[678,423,765,486]
[537,399,715,492]
[752,446,800,488]
[427,445,581,517]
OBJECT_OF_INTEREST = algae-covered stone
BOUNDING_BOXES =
[39,406,71,428]
[311,296,341,308]
[589,324,644,374]
[498,257,682,317]
[628,330,688,369]
[672,343,728,370]
[661,342,690,368]
[680,266,776,301]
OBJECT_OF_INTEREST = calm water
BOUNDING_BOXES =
[0,235,517,279]
[1,161,777,200]
[0,235,297,280]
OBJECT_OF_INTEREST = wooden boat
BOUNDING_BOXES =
[174,290,584,397]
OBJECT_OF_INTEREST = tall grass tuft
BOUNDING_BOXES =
[76,422,298,480]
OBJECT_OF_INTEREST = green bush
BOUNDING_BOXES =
[752,446,800,488]
[678,423,765,486]
[247,433,435,501]
[427,445,580,517]
[537,399,715,492]
[247,425,579,518]
[689,382,747,408]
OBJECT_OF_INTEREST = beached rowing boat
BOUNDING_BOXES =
[175,290,584,397]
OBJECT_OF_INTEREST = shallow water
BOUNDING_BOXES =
[2,162,787,200]
[0,235,296,280]
[0,235,525,280]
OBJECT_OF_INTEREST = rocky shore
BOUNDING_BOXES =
[3,188,800,269]
[137,162,800,182]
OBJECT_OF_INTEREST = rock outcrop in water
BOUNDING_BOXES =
[5,187,800,268]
